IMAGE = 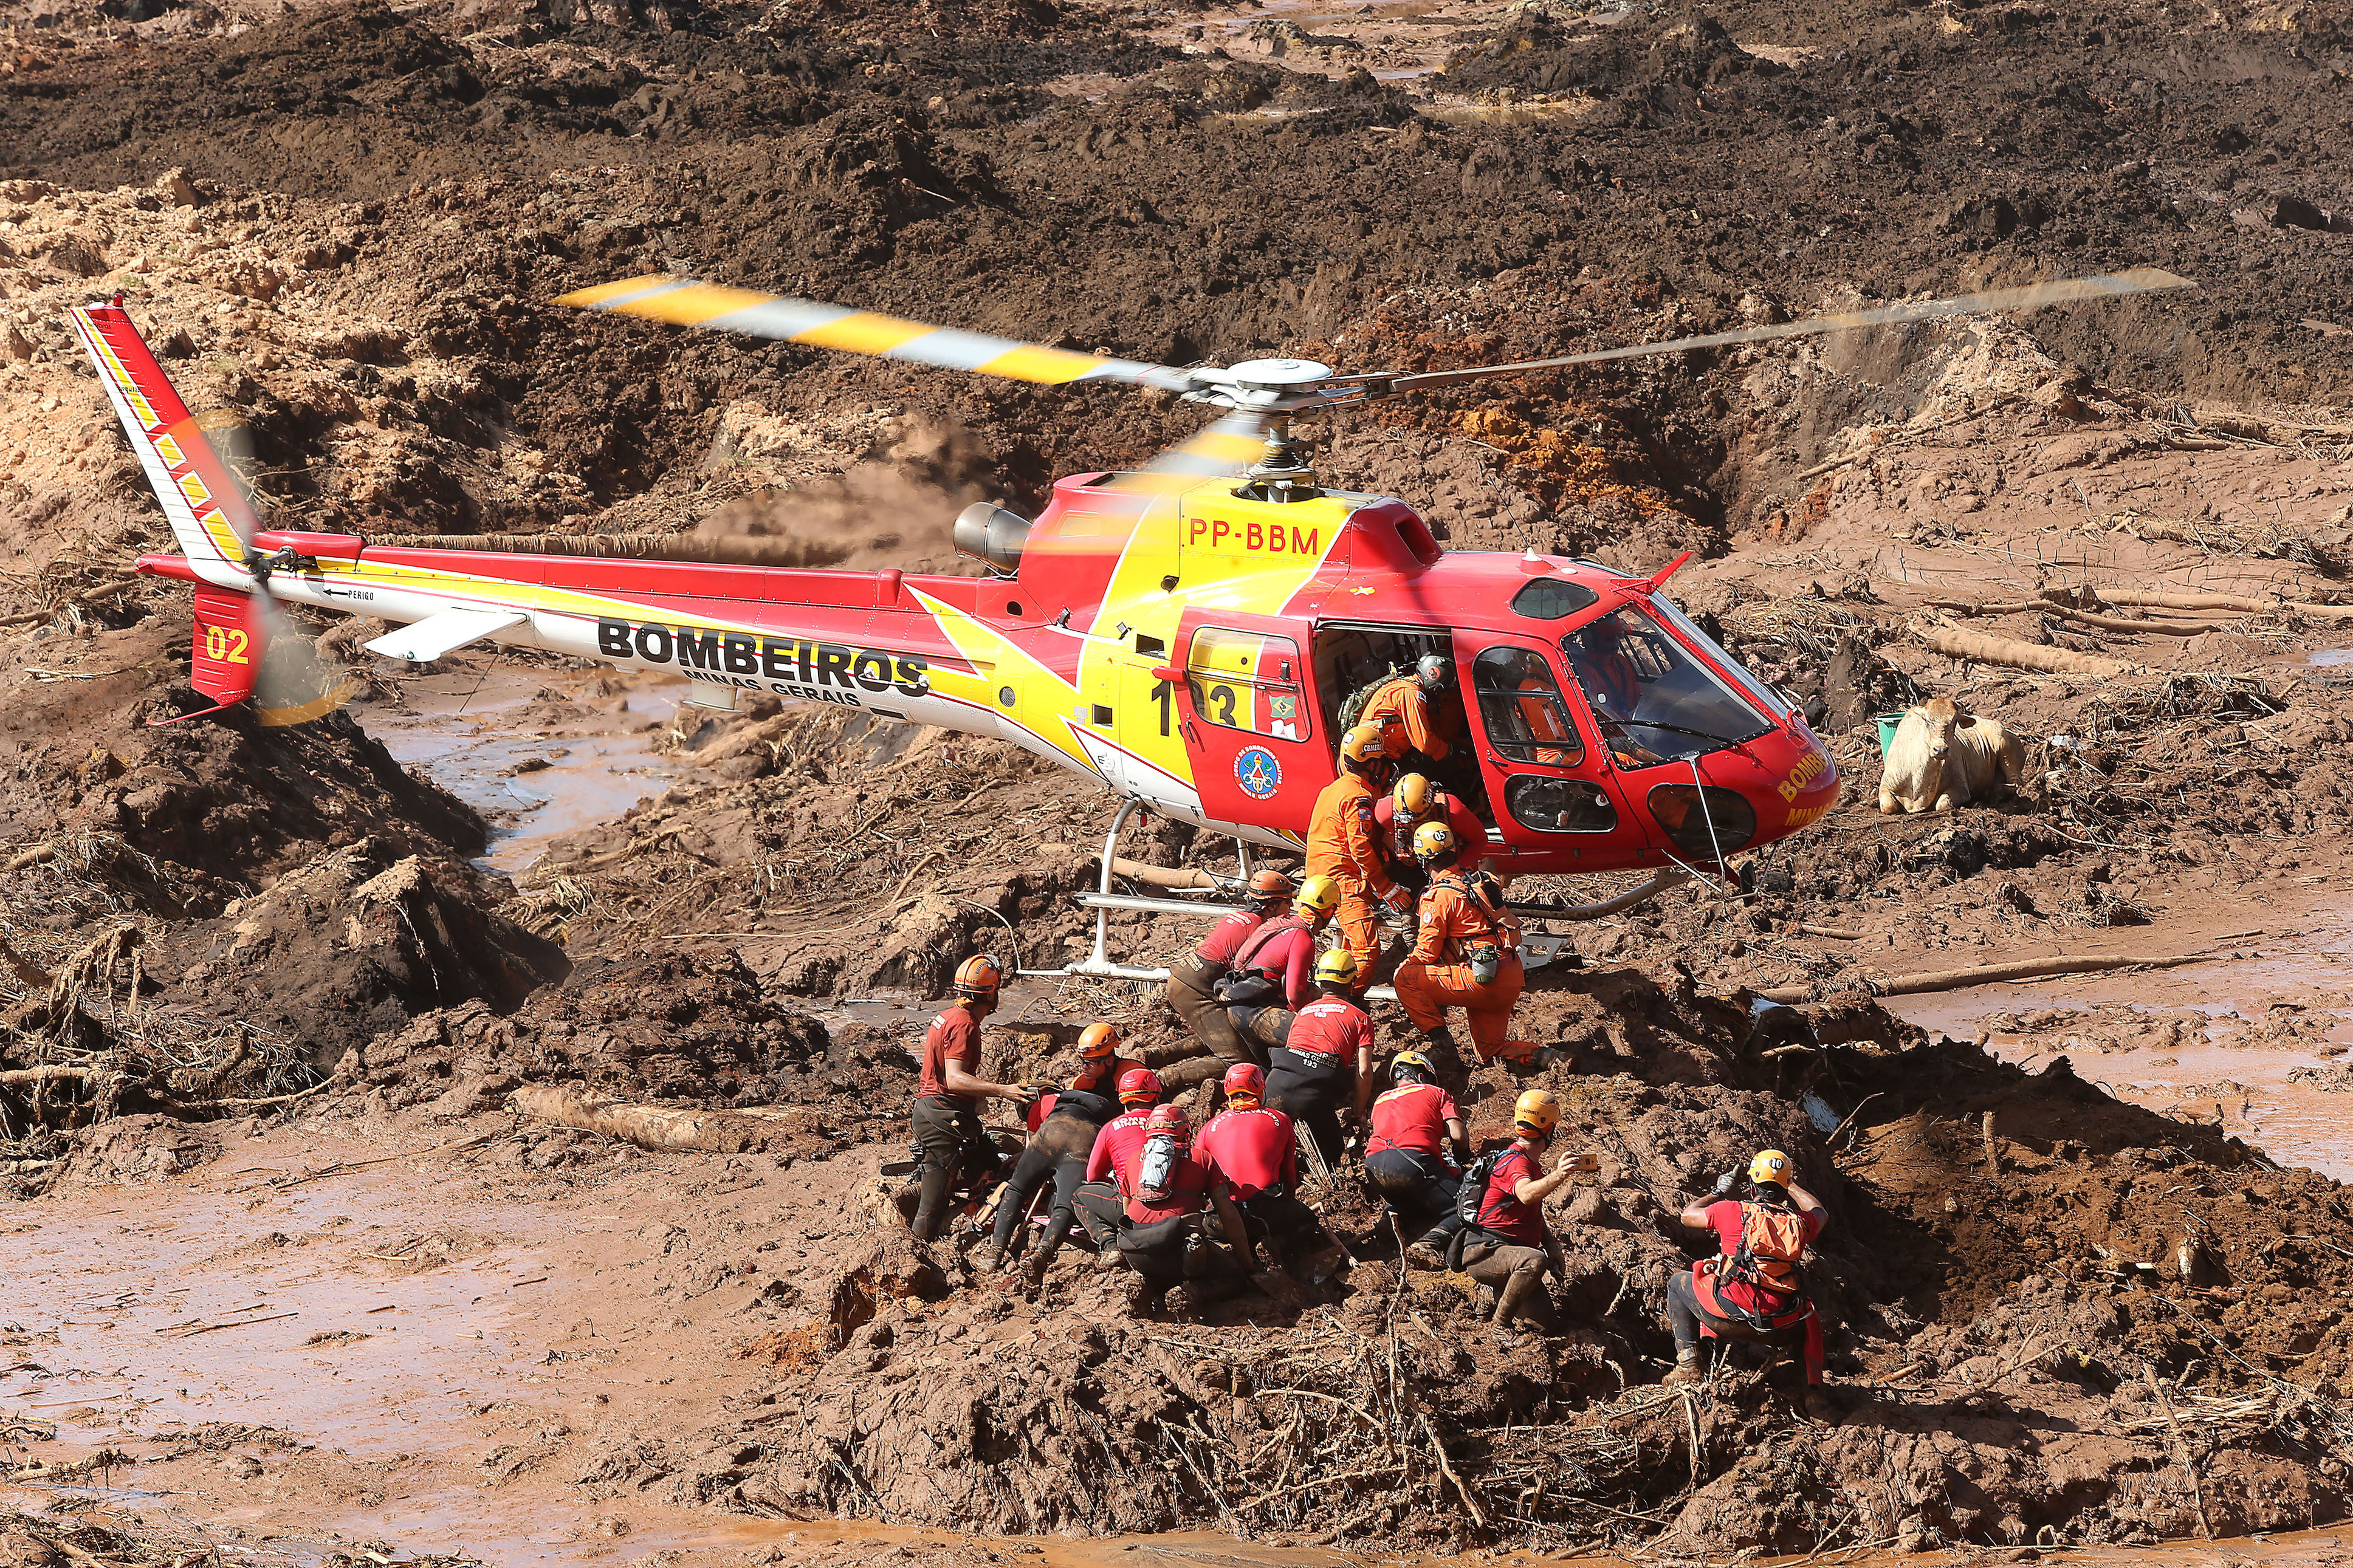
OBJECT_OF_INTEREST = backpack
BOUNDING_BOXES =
[1136,1134,1181,1204]
[1338,666,1406,734]
[1709,1202,1810,1331]
[1454,1149,1505,1230]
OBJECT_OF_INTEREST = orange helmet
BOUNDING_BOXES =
[953,954,1001,1001]
[1078,1022,1121,1061]
[1245,868,1296,906]
[1117,1067,1163,1106]
[1223,1063,1265,1104]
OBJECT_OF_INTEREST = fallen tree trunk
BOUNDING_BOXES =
[509,1083,777,1153]
[1929,598,2215,637]
[0,1066,115,1088]
[1756,948,2230,1004]
[1104,856,1222,891]
[1913,623,2143,677]
[2079,588,2353,620]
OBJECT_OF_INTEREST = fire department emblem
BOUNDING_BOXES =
[1235,746,1282,799]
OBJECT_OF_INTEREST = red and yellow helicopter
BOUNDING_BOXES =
[72,267,2189,968]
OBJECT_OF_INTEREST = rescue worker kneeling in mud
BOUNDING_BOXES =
[1669,1149,1834,1420]
[976,1024,1135,1280]
[1243,948,1376,1169]
[901,955,1036,1242]
[1393,822,1531,1075]
[1194,1063,1330,1274]
[1216,874,1342,1053]
[1106,1103,1259,1316]
[1159,870,1296,1089]
[1451,1090,1599,1333]
[1374,773,1488,901]
[1363,1049,1468,1270]
[1069,1067,1171,1267]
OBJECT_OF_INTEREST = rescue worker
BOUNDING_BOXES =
[1194,1063,1325,1271]
[1071,1067,1169,1259]
[1362,1049,1468,1270]
[1110,1102,1258,1316]
[1669,1149,1833,1420]
[1220,875,1342,1057]
[1373,773,1488,897]
[904,955,1034,1242]
[1306,724,1409,981]
[1161,869,1296,1083]
[1393,822,1531,1072]
[1457,1089,1596,1333]
[979,1048,1122,1279]
[1361,652,1467,780]
[1262,949,1376,1168]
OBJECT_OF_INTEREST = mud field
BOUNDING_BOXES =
[9,0,2353,1561]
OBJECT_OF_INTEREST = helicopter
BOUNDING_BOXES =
[74,267,2190,973]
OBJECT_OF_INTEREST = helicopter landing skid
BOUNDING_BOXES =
[1021,799,1689,986]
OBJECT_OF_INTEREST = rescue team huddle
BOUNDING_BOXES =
[891,678,1837,1419]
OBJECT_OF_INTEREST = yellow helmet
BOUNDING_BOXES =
[1294,873,1342,918]
[1513,1089,1561,1137]
[1390,1049,1434,1083]
[1411,820,1458,861]
[1393,773,1435,818]
[1750,1149,1793,1187]
[1340,724,1387,765]
[1313,948,1361,987]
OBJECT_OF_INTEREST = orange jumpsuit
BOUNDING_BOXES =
[1393,868,1529,1061]
[1306,772,1400,978]
[1361,676,1466,764]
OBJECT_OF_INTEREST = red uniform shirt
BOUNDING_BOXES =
[1124,1154,1215,1224]
[1195,1106,1298,1199]
[1232,916,1317,1010]
[1193,909,1265,967]
[1475,1144,1548,1245]
[916,1005,982,1108]
[1286,996,1373,1062]
[1026,1069,1131,1132]
[1085,1109,1155,1185]
[1367,1081,1460,1158]
[1695,1199,1824,1315]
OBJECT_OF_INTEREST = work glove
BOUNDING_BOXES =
[1380,886,1413,917]
[1712,1169,1738,1197]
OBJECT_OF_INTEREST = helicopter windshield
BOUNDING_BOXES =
[1561,606,1773,767]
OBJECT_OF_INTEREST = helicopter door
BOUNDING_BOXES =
[1455,634,1641,863]
[1170,612,1325,837]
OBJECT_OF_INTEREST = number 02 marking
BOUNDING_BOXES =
[201,625,251,664]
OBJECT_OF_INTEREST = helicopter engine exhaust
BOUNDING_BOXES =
[953,502,1031,573]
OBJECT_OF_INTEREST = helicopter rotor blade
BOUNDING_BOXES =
[1370,268,2199,396]
[163,409,267,555]
[557,275,1199,394]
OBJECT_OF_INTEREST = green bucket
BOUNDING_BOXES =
[1875,712,1907,758]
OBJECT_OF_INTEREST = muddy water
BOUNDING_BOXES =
[1894,899,2353,1179]
[359,662,691,875]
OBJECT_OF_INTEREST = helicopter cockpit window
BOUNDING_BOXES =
[1561,607,1772,768]
[1471,648,1583,768]
[1187,628,1310,742]
[1508,578,1600,621]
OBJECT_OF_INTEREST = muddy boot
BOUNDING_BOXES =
[1804,1385,1839,1423]
[1664,1346,1706,1387]
[1420,1027,1469,1093]
[1404,1241,1449,1272]
[975,1237,1009,1275]
[891,1182,921,1228]
[1125,1278,1166,1317]
[1491,1268,1546,1331]
[1094,1247,1128,1273]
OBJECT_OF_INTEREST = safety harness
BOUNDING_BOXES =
[1697,1200,1812,1332]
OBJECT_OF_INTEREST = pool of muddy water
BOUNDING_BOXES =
[359,662,692,876]
[1895,901,2353,1180]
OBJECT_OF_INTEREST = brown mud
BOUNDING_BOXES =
[9,0,2353,1558]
